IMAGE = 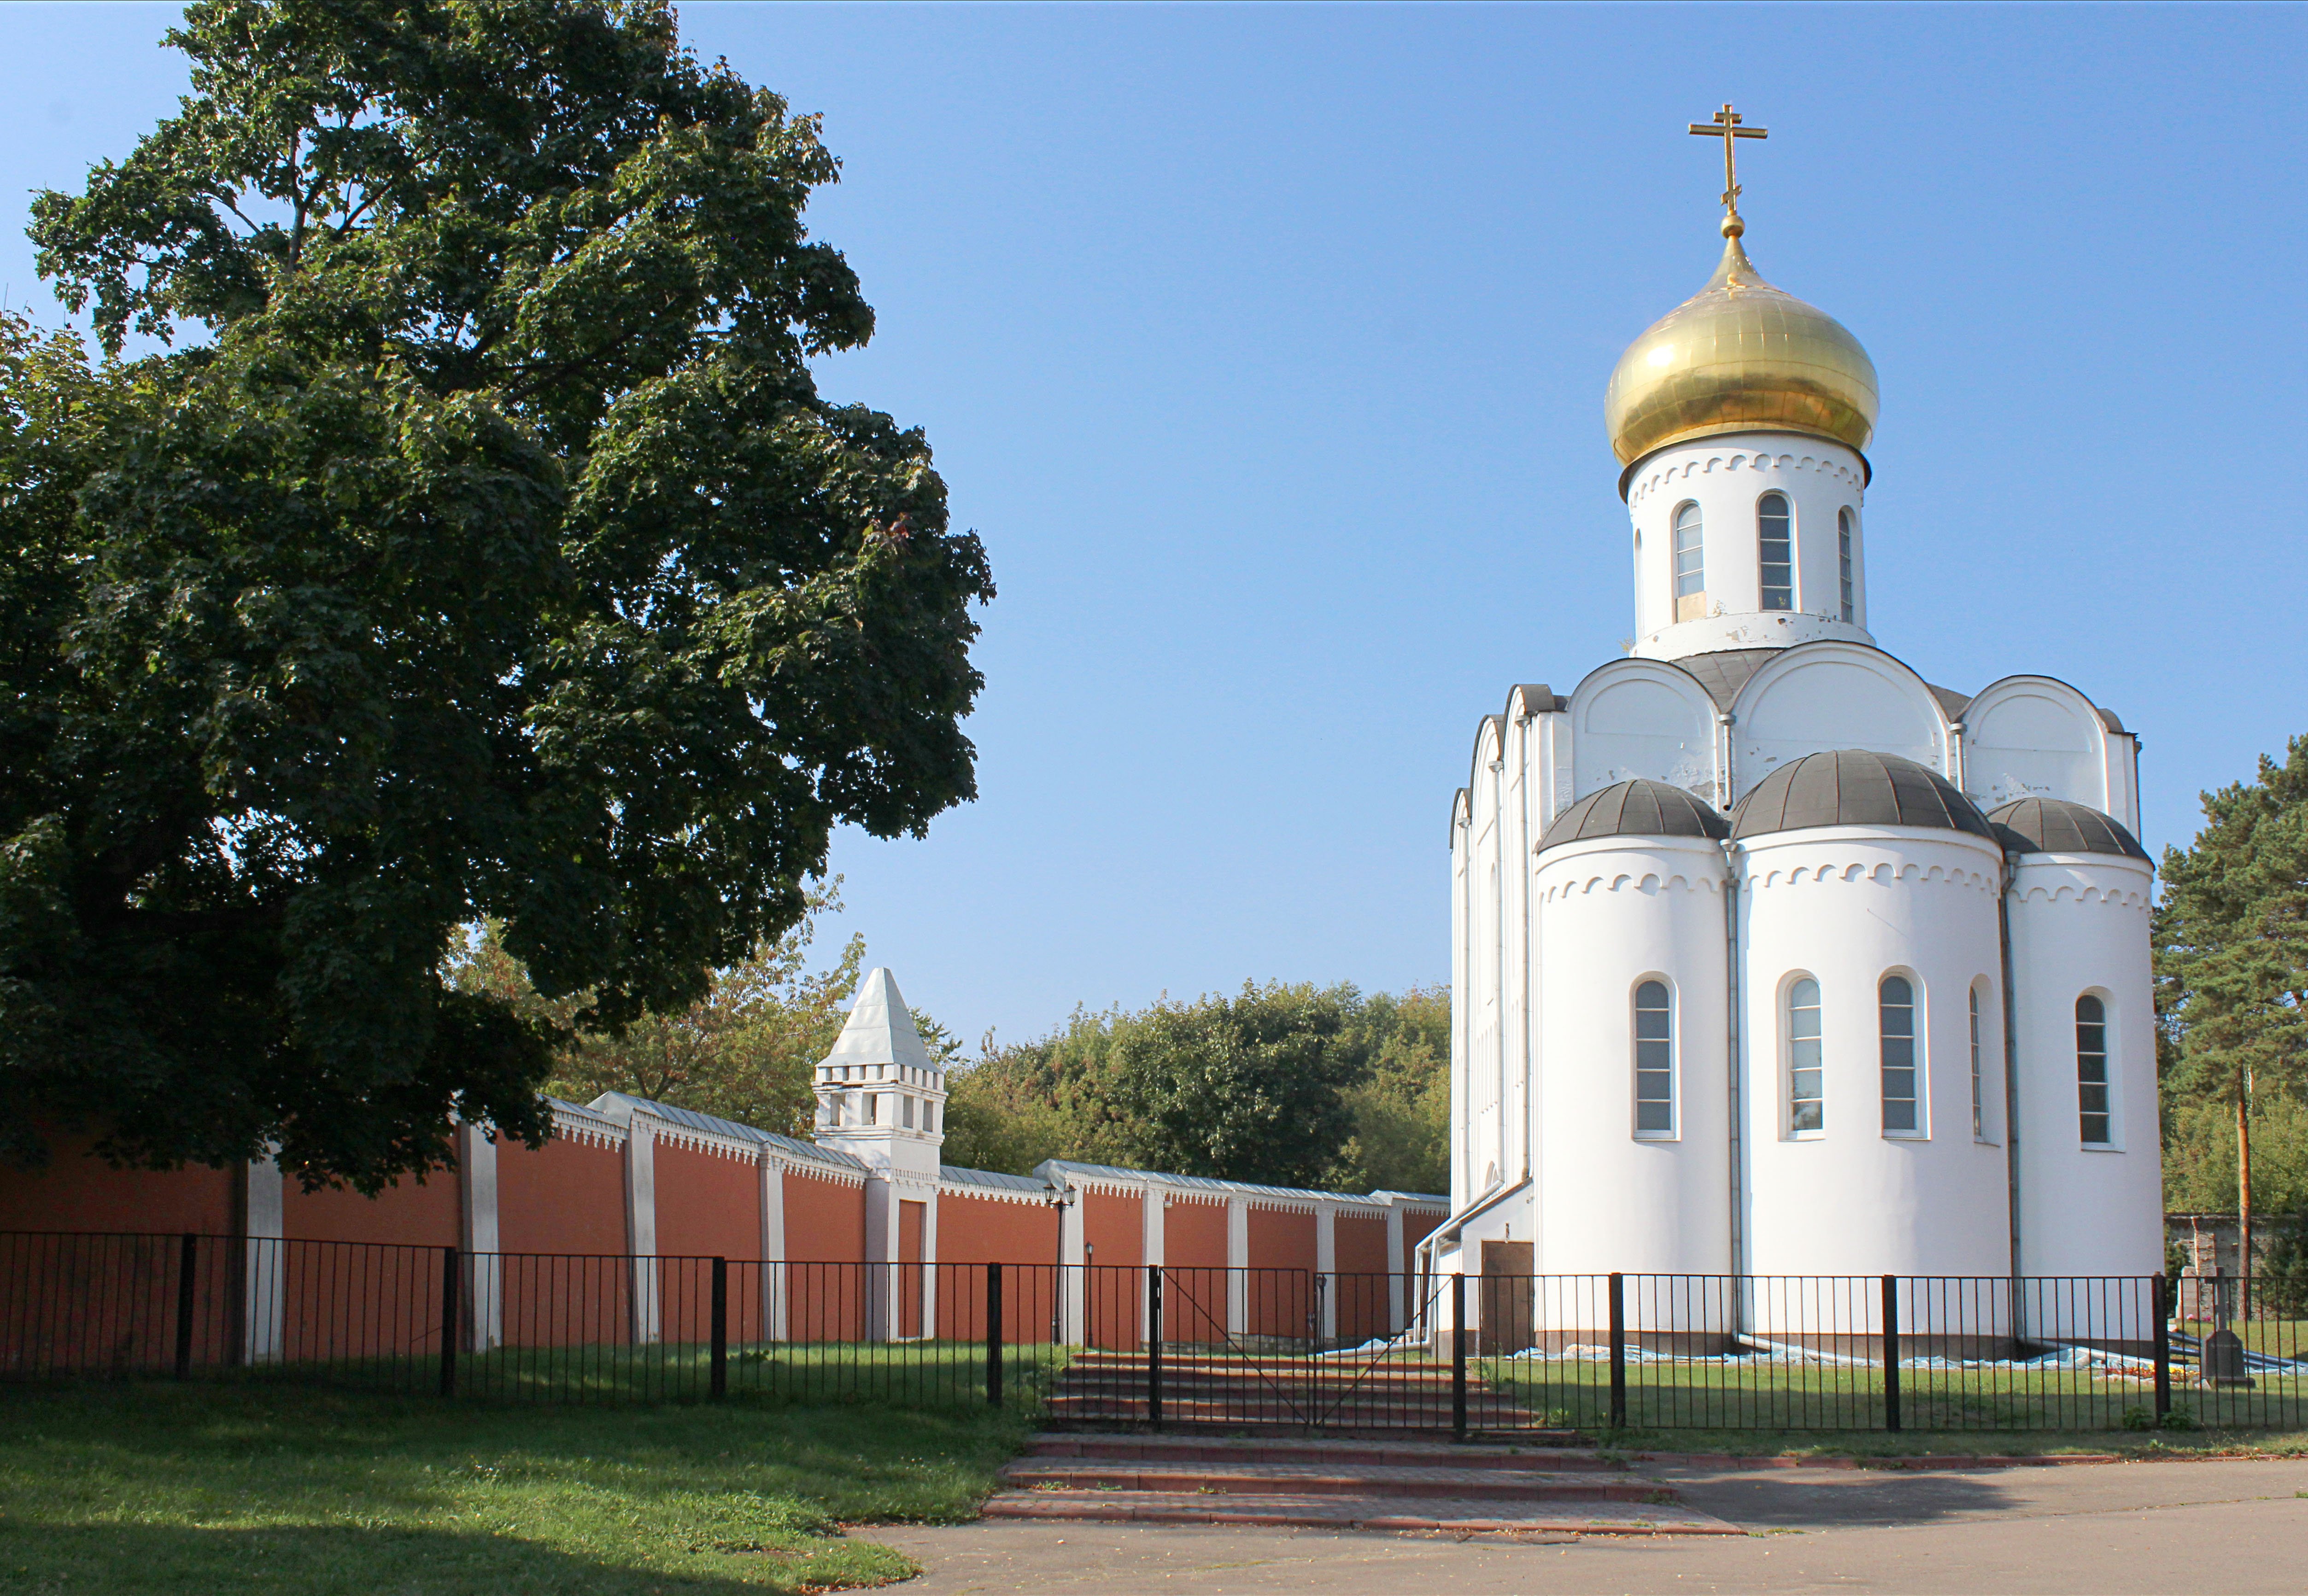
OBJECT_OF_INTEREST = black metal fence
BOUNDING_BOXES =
[4,1233,2300,1434]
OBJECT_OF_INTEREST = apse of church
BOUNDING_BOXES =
[1433,109,2161,1286]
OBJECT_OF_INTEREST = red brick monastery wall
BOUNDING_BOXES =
[2,1116,1447,1366]
[781,1169,866,1341]
[0,1133,234,1236]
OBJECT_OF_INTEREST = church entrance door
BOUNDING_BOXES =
[1479,1240,1535,1355]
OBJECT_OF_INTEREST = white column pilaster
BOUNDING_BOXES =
[1225,1197,1249,1338]
[456,1121,502,1352]
[920,1187,940,1340]
[759,1155,787,1342]
[863,1175,893,1343]
[1141,1182,1166,1349]
[1059,1183,1086,1345]
[624,1117,660,1345]
[1384,1203,1407,1332]
[1315,1201,1337,1344]
[243,1152,285,1363]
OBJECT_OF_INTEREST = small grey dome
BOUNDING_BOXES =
[1730,750,1994,842]
[1539,779,1728,853]
[1987,797,2150,861]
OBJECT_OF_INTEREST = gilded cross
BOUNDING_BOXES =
[1688,104,1768,225]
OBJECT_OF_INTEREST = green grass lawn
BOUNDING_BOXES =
[0,1381,1033,1594]
[1474,1356,2308,1450]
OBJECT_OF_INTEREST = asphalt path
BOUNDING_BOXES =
[861,1456,2308,1594]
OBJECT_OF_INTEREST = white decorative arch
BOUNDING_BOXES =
[1961,675,2116,815]
[1728,642,1952,801]
[1567,658,1720,803]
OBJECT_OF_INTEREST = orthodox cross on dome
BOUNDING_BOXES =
[1688,104,1767,235]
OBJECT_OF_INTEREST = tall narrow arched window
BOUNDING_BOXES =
[1672,501,1705,618]
[1968,985,1985,1138]
[1880,976,1919,1134]
[1757,492,1793,610]
[1634,981,1674,1135]
[1788,977,1823,1133]
[2076,995,2111,1143]
[1837,508,1856,622]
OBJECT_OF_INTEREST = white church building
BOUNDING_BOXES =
[1426,186,2161,1298]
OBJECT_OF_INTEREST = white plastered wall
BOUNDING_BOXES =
[1624,434,1872,660]
[1533,835,1732,1280]
[1569,660,1722,805]
[1961,676,2139,833]
[2007,853,2162,1286]
[1728,643,1954,802]
[1738,829,2012,1295]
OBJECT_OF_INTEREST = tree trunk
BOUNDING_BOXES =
[2238,1069,2254,1315]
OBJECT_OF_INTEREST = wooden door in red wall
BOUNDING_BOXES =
[897,1200,925,1340]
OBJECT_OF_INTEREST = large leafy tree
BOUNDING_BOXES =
[0,0,991,1187]
[2155,737,2308,1267]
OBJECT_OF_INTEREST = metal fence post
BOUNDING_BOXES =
[2151,1274,2171,1421]
[1147,1264,1164,1431]
[1608,1273,1627,1431]
[710,1257,728,1400]
[174,1234,198,1380]
[438,1246,460,1398]
[985,1263,1003,1408]
[1881,1274,1901,1432]
[1450,1272,1467,1442]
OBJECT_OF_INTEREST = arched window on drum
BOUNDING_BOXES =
[2076,995,2111,1144]
[1634,980,1674,1137]
[1787,977,1824,1134]
[1880,975,1921,1135]
[1837,509,1857,623]
[1758,492,1793,611]
[1672,502,1705,621]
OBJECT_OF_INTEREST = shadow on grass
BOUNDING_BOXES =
[0,1520,893,1596]
[0,1383,1020,1593]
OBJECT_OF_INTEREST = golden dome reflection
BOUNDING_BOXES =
[1605,222,1879,479]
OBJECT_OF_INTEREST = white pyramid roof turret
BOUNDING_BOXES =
[811,968,946,1179]
[819,967,938,1075]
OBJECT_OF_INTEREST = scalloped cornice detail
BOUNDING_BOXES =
[1543,870,1723,902]
[938,1181,1047,1207]
[780,1158,869,1190]
[549,1107,626,1151]
[1628,449,1864,509]
[2012,882,2152,910]
[638,1112,761,1164]
[1745,860,1997,893]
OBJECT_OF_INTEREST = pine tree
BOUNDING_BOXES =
[2155,737,2308,1280]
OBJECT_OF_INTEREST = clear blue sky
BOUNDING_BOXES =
[5,4,2303,1048]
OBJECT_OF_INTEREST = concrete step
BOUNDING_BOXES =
[1055,1371,1466,1392]
[979,1489,1742,1536]
[999,1460,1659,1501]
[1026,1433,1601,1466]
[1068,1354,1448,1375]
[1039,1397,1533,1426]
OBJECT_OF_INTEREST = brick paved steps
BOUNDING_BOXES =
[1031,1433,1602,1467]
[980,1490,1740,1536]
[999,1461,1659,1501]
[1066,1353,1448,1379]
[977,1431,1742,1537]
[1040,1396,1529,1426]
[1044,1347,1564,1435]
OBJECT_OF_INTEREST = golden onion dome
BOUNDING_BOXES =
[1605,222,1879,479]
